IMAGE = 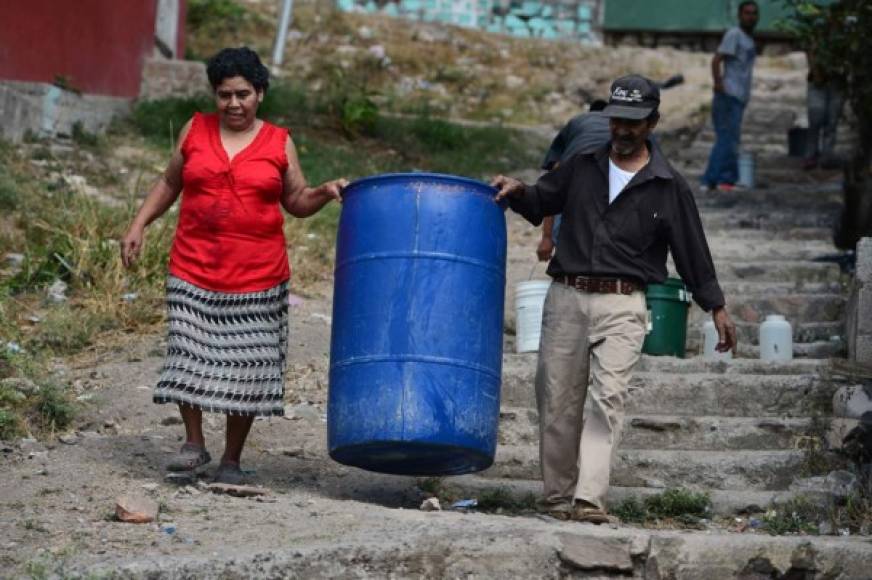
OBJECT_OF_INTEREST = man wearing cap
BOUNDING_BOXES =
[492,74,737,524]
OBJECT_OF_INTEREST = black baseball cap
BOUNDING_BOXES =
[602,75,660,120]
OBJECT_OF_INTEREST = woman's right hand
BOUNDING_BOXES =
[121,225,145,268]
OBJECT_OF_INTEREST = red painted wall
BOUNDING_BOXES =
[0,0,158,98]
[178,0,188,60]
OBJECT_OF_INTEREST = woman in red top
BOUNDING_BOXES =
[121,47,346,484]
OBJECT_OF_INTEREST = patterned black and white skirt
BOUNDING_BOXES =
[153,276,289,417]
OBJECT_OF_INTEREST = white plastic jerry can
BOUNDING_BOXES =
[703,319,732,360]
[759,314,793,362]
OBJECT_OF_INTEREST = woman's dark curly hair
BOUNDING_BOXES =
[206,47,270,93]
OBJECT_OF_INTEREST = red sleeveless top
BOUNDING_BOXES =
[169,113,291,292]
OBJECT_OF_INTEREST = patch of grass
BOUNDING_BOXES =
[761,496,820,535]
[612,496,647,524]
[130,95,214,149]
[0,164,19,211]
[417,477,446,497]
[0,408,19,440]
[612,489,711,526]
[476,487,537,514]
[31,307,117,355]
[186,0,246,29]
[34,384,75,432]
[71,122,100,148]
[371,115,541,179]
[185,0,270,60]
[645,488,711,519]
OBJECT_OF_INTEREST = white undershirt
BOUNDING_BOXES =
[608,158,637,204]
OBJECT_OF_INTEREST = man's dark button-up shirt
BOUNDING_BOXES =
[508,141,725,312]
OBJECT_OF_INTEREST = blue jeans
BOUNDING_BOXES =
[702,92,746,187]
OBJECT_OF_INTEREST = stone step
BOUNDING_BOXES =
[450,475,830,517]
[498,408,816,451]
[685,319,843,346]
[634,356,829,374]
[715,280,843,296]
[695,188,843,211]
[504,353,829,376]
[705,241,839,262]
[484,446,804,490]
[720,292,845,324]
[703,227,833,242]
[684,338,844,359]
[501,369,838,416]
[711,260,842,283]
[698,208,839,231]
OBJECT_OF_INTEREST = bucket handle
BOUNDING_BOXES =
[527,260,545,281]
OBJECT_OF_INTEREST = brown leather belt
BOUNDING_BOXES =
[554,275,642,295]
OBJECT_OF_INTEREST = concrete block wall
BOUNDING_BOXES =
[0,81,129,142]
[337,0,601,43]
[139,58,209,101]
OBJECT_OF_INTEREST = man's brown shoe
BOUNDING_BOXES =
[571,501,609,524]
[539,500,573,521]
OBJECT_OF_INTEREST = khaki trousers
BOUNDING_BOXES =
[535,282,647,509]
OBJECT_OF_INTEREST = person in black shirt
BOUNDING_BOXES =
[492,74,737,524]
[537,99,610,261]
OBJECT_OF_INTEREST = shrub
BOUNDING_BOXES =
[34,384,74,432]
[130,95,213,149]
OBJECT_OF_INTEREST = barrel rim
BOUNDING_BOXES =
[343,172,498,197]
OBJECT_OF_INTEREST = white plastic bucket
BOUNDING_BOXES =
[515,280,551,353]
[737,151,755,189]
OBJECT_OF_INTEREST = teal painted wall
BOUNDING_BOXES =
[603,0,791,33]
[336,0,599,42]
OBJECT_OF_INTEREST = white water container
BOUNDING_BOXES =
[738,150,756,189]
[515,280,551,353]
[760,314,793,361]
[702,319,732,360]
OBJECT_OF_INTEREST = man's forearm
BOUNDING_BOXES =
[542,215,554,239]
[711,54,724,88]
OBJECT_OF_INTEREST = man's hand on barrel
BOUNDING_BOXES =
[491,175,525,202]
[712,306,737,355]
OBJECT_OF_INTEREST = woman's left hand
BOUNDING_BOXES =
[318,179,349,204]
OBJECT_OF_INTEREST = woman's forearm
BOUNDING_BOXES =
[282,185,330,218]
[131,176,182,230]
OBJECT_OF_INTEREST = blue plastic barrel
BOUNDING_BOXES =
[328,173,507,476]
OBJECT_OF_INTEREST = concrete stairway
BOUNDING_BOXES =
[468,65,854,517]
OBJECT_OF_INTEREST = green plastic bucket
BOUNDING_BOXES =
[642,277,692,358]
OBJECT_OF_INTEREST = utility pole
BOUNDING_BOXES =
[271,0,294,68]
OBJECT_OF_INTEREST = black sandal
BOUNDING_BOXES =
[213,462,247,485]
[166,443,212,472]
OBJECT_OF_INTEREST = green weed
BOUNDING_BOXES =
[417,477,445,497]
[34,384,75,432]
[612,496,647,523]
[476,487,537,513]
[31,307,117,355]
[0,165,18,211]
[761,497,820,535]
[611,489,711,526]
[645,488,711,519]
[130,96,214,149]
[0,408,19,440]
[187,0,246,29]
[71,122,100,148]
[185,0,269,60]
